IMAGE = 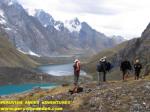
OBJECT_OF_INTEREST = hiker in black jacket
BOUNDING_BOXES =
[120,60,132,80]
[96,56,112,84]
[134,59,142,80]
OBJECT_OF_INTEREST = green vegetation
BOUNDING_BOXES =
[0,34,39,69]
[0,74,149,112]
[82,41,128,76]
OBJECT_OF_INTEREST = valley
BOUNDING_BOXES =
[0,0,149,111]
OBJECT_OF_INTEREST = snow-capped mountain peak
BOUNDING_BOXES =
[34,9,54,27]
[33,9,81,32]
[54,21,64,31]
[64,17,81,32]
[70,17,80,25]
[25,9,36,16]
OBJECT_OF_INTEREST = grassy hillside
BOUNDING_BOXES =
[82,41,128,76]
[0,32,39,68]
[82,24,150,80]
[0,74,149,112]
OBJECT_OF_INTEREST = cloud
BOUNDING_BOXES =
[56,0,119,15]
[18,0,119,15]
[17,0,150,39]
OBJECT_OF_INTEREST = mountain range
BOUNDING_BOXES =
[0,0,125,57]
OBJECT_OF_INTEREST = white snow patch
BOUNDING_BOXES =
[4,27,12,31]
[0,18,7,24]
[64,20,81,32]
[8,1,13,6]
[44,24,48,27]
[17,48,26,54]
[0,10,7,24]
[0,10,5,18]
[28,50,40,57]
[26,8,36,16]
[7,0,17,6]
[17,49,41,57]
[54,24,61,31]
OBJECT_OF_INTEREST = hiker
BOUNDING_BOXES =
[96,56,112,84]
[120,60,132,80]
[69,59,81,94]
[73,59,81,85]
[134,59,142,80]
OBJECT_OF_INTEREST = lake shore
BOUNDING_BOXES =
[0,65,92,96]
[0,83,57,96]
[37,63,87,76]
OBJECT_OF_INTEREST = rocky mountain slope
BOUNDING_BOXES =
[0,0,59,56]
[35,9,125,55]
[0,0,125,57]
[83,22,150,79]
[0,28,38,68]
[1,75,149,112]
[0,25,60,85]
[0,33,85,86]
[0,29,90,85]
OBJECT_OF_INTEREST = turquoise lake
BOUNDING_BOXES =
[0,83,56,96]
[0,63,86,96]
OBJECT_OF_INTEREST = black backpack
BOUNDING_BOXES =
[106,62,113,71]
[96,63,102,72]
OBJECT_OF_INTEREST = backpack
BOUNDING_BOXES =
[96,63,102,72]
[105,62,113,71]
[73,62,80,71]
[69,86,83,95]
[123,61,132,70]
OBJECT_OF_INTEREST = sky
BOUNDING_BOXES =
[17,0,150,39]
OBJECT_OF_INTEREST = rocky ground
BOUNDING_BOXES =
[0,75,150,112]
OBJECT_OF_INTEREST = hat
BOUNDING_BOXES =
[74,59,79,63]
[99,56,107,62]
[135,59,139,63]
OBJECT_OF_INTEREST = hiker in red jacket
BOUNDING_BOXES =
[73,59,81,85]
[69,59,81,94]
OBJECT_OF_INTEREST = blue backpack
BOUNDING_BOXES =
[97,62,113,72]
